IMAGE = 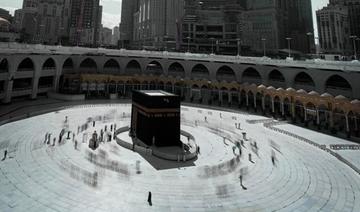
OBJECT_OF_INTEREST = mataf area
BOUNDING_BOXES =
[0,103,359,212]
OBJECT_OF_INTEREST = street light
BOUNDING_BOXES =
[236,38,241,56]
[186,36,191,53]
[261,38,266,57]
[306,32,313,54]
[350,35,358,60]
[210,37,215,54]
[163,35,168,52]
[286,37,292,58]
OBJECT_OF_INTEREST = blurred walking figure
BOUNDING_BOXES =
[249,153,253,163]
[2,150,7,161]
[271,150,276,166]
[148,191,152,206]
[44,133,48,143]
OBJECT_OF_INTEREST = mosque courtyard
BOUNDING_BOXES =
[0,103,359,212]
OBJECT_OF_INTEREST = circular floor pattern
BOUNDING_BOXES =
[0,104,359,212]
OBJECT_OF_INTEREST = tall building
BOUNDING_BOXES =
[69,0,102,46]
[181,0,244,54]
[34,0,65,44]
[15,0,39,42]
[287,0,315,53]
[316,4,351,54]
[243,0,314,54]
[330,0,360,39]
[181,0,314,55]
[112,26,120,46]
[120,0,139,48]
[120,0,184,50]
[0,8,11,21]
[59,0,72,43]
[100,26,112,46]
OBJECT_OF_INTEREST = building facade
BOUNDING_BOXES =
[100,26,113,46]
[34,0,65,44]
[317,4,351,54]
[120,0,184,50]
[0,8,12,21]
[1,45,359,139]
[181,0,314,55]
[120,0,139,48]
[181,0,244,54]
[112,26,120,46]
[69,0,102,46]
[329,0,360,57]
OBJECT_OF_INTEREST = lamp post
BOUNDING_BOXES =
[286,37,292,58]
[306,32,313,54]
[236,38,241,56]
[261,38,266,57]
[163,35,168,52]
[186,36,191,53]
[350,35,358,60]
[210,37,215,54]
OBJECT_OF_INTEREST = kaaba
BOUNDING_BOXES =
[130,90,181,147]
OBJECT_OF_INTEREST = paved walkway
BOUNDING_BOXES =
[0,103,359,211]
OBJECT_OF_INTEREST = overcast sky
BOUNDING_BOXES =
[1,0,329,34]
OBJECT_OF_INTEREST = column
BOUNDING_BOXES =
[31,76,40,99]
[271,98,275,113]
[329,111,334,129]
[291,102,295,119]
[304,107,307,122]
[262,96,265,111]
[316,108,320,125]
[172,84,175,93]
[281,101,285,116]
[53,74,60,92]
[345,114,350,133]
[2,79,13,103]
[253,95,257,108]
[246,93,249,107]
[219,90,222,104]
[228,91,231,104]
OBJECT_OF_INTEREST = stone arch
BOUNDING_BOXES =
[42,58,56,70]
[216,65,236,82]
[62,58,74,74]
[125,60,141,75]
[79,58,97,73]
[325,74,352,98]
[191,64,209,80]
[0,58,8,73]
[146,61,163,76]
[268,69,285,82]
[104,59,121,74]
[294,72,315,91]
[17,57,35,72]
[242,67,262,84]
[168,62,185,78]
[268,69,286,88]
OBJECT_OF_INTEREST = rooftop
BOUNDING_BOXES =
[1,42,360,73]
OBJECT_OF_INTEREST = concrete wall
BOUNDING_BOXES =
[1,52,360,104]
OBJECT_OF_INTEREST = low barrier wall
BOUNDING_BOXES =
[48,92,85,101]
[264,121,360,175]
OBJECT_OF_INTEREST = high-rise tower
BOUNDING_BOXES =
[69,0,102,46]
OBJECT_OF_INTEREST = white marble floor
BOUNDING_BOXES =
[0,104,359,212]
